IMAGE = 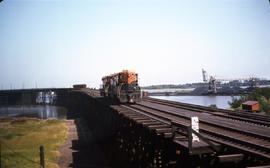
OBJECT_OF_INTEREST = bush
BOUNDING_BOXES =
[258,96,270,113]
[209,104,217,108]
[228,96,245,109]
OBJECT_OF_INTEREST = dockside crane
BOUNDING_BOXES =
[202,69,217,94]
[201,69,260,94]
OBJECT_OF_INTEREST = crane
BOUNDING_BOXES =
[202,69,217,93]
[201,69,260,94]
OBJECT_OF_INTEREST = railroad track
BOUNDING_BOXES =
[79,89,270,164]
[143,97,270,127]
[121,102,270,160]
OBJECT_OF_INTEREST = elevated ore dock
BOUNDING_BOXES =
[1,88,270,167]
[66,88,270,168]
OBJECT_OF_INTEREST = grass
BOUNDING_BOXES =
[0,118,68,168]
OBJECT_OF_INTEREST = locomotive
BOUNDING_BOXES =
[100,70,141,103]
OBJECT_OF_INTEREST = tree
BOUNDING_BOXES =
[259,87,270,99]
[228,96,245,109]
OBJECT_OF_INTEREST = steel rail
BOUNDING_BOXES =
[121,103,270,160]
[143,97,270,127]
[144,97,270,122]
[138,101,270,140]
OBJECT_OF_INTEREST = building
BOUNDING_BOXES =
[242,101,260,112]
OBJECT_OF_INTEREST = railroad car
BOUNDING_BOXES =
[101,70,141,103]
[73,84,87,90]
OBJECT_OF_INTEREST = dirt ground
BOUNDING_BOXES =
[58,120,78,168]
[58,119,110,168]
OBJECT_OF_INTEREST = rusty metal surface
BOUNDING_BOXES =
[80,89,270,166]
[120,101,270,160]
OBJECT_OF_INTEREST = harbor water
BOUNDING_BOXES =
[150,95,237,109]
[0,105,67,119]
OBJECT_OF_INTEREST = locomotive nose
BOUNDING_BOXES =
[128,95,134,103]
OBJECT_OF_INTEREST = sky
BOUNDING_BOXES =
[0,0,270,89]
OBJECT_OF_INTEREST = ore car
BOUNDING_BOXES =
[101,70,141,103]
[73,84,87,90]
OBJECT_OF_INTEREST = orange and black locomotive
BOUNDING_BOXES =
[101,70,141,103]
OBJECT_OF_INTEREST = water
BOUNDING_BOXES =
[143,88,194,93]
[150,96,237,109]
[0,105,67,119]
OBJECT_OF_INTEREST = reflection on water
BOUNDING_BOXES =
[36,91,57,104]
[0,105,67,119]
[151,96,238,109]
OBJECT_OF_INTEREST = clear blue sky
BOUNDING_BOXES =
[0,0,270,89]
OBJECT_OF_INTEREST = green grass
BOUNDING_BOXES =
[0,118,68,168]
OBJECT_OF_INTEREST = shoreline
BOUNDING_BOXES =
[148,92,242,96]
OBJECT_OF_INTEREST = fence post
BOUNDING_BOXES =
[0,141,2,168]
[188,126,192,154]
[39,145,45,168]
